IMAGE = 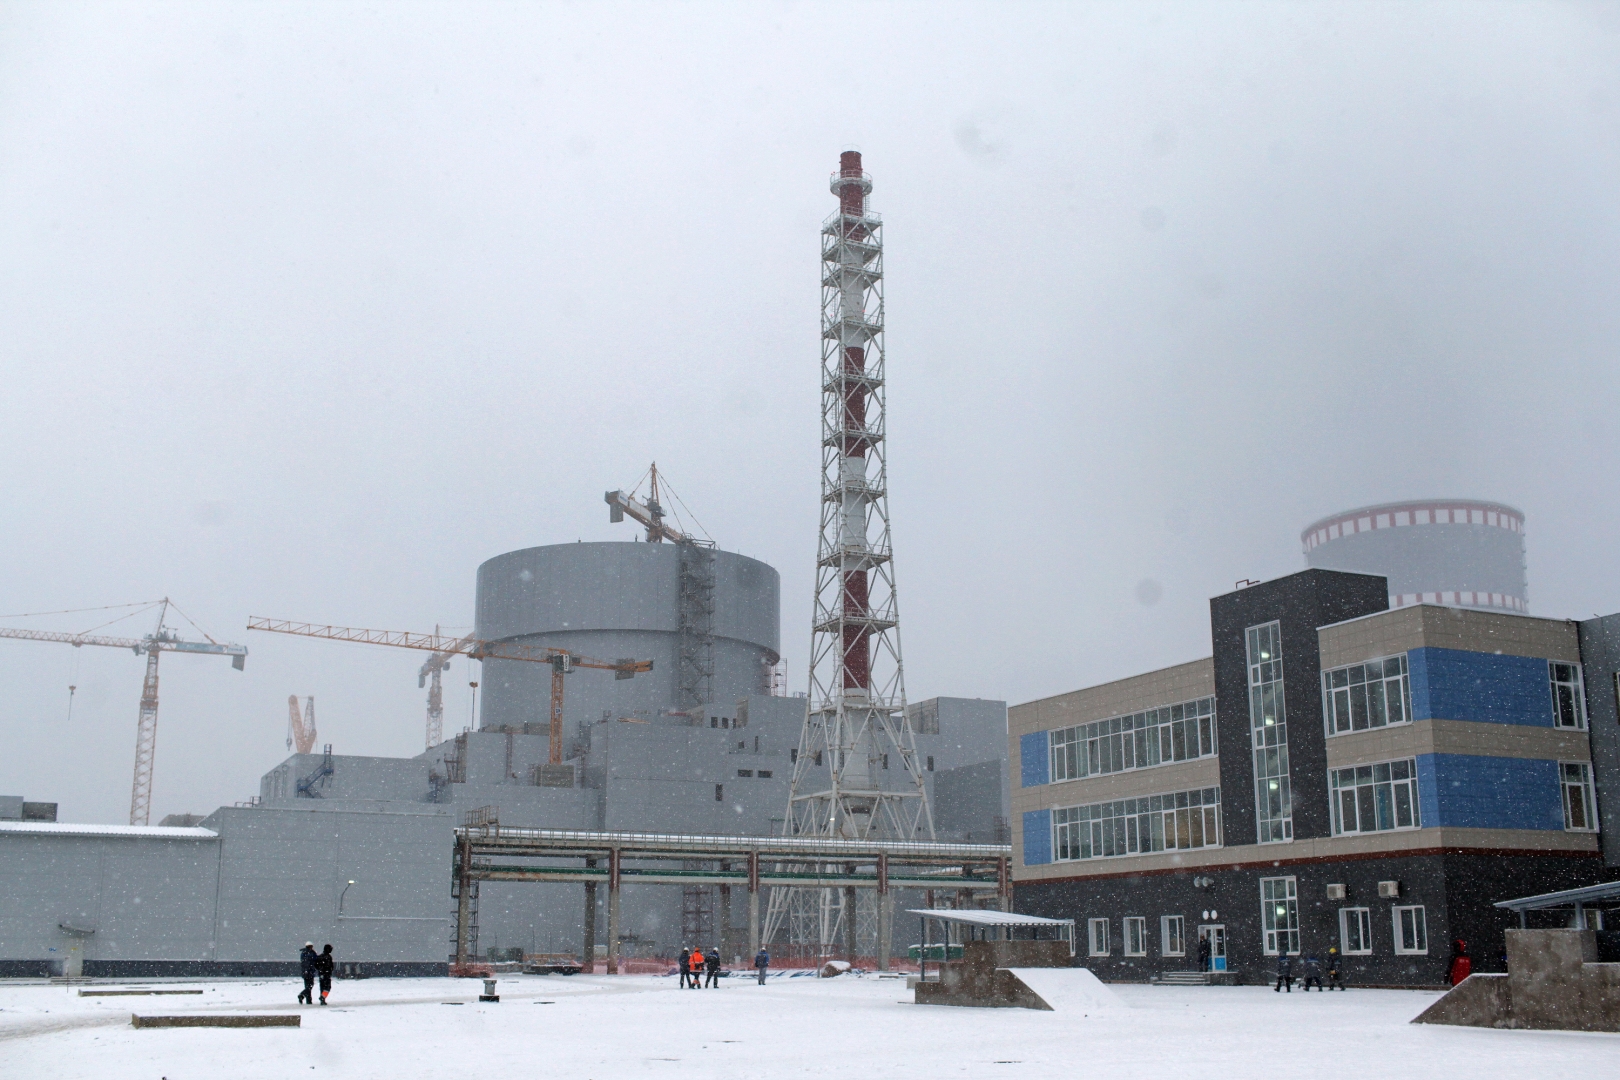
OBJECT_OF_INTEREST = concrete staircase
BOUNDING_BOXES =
[1151,970,1211,986]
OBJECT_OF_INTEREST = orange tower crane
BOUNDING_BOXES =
[286,695,318,755]
[247,618,652,764]
[0,599,248,825]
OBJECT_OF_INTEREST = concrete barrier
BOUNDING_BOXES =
[132,1014,300,1028]
[1414,930,1620,1033]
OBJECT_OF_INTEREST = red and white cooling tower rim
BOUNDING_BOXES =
[1300,499,1528,613]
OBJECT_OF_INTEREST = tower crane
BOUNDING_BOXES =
[605,462,700,543]
[0,599,248,825]
[246,618,652,765]
[287,695,318,755]
[420,628,476,750]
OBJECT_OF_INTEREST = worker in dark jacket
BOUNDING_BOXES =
[1274,952,1293,992]
[705,947,722,988]
[298,942,318,1004]
[678,948,692,988]
[314,943,336,1005]
[1301,954,1323,991]
[754,948,769,985]
[1326,947,1345,990]
[1196,937,1211,972]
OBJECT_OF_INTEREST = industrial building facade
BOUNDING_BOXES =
[1011,569,1612,986]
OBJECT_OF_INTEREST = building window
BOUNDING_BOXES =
[1561,762,1597,831]
[757,770,772,779]
[1322,655,1411,735]
[1260,876,1299,955]
[1051,788,1221,862]
[1049,696,1216,783]
[1394,906,1428,954]
[737,769,754,777]
[1330,759,1421,835]
[1088,918,1110,956]
[1550,662,1587,729]
[1248,622,1293,843]
[1161,915,1185,957]
[714,784,724,802]
[1123,917,1147,957]
[1340,907,1372,955]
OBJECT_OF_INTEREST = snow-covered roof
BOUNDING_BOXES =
[0,820,217,839]
[906,908,1073,928]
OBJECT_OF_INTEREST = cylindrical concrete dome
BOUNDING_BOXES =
[474,542,781,733]
[1301,499,1528,613]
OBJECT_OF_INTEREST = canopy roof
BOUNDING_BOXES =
[1493,880,1620,913]
[906,908,1073,928]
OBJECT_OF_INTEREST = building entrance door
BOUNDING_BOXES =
[1198,925,1226,972]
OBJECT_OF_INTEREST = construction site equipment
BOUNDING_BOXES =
[0,599,248,825]
[420,629,475,750]
[769,151,932,960]
[246,618,652,765]
[286,695,317,755]
[606,464,717,713]
[449,821,1010,973]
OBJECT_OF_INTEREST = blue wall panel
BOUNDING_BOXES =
[1415,753,1563,831]
[1408,647,1552,727]
[1019,731,1049,788]
[1022,808,1052,866]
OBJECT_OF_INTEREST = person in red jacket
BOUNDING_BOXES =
[689,948,705,988]
[1449,939,1472,986]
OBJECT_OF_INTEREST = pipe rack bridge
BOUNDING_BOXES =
[451,824,1012,972]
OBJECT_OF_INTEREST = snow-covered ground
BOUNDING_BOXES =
[1,972,1614,1079]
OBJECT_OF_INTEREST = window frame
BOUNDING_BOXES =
[1087,918,1110,957]
[1248,621,1294,844]
[1260,875,1300,956]
[1160,915,1185,957]
[1123,916,1147,957]
[1393,905,1428,955]
[1548,661,1587,730]
[1339,907,1373,955]
[1329,757,1422,835]
[1048,696,1217,784]
[1050,787,1221,863]
[1560,761,1598,832]
[1321,653,1413,736]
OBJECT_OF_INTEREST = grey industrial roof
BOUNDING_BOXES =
[0,820,218,839]
[906,909,1073,928]
[1493,880,1620,912]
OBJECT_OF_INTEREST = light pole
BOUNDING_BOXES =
[339,880,356,916]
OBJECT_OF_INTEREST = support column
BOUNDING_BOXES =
[583,856,598,972]
[607,847,621,975]
[876,853,891,971]
[719,859,732,961]
[843,873,857,962]
[747,851,761,957]
[453,835,472,967]
[997,856,1012,914]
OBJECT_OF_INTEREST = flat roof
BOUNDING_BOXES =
[0,820,218,839]
[1493,880,1620,912]
[906,909,1072,928]
[1316,602,1571,634]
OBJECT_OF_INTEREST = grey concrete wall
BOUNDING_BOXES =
[1577,614,1620,867]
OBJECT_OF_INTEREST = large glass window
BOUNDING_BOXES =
[1550,662,1587,729]
[1330,759,1421,835]
[1561,762,1597,831]
[1394,906,1428,954]
[1124,917,1147,956]
[1088,918,1110,956]
[1161,915,1185,957]
[1049,696,1216,782]
[1051,788,1221,862]
[1322,655,1411,735]
[1248,622,1293,843]
[1260,876,1299,955]
[1340,907,1372,955]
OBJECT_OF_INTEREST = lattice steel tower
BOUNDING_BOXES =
[769,154,933,953]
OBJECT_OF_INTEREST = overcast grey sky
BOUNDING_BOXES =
[3,1,1618,824]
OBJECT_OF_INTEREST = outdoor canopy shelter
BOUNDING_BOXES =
[1494,880,1620,930]
[909,909,1075,981]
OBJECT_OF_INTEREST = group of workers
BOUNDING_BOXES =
[678,946,773,986]
[1273,948,1346,991]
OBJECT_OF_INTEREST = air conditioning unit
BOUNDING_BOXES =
[1377,880,1400,898]
[1325,883,1347,900]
